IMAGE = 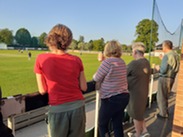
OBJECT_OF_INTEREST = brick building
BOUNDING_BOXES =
[172,44,183,136]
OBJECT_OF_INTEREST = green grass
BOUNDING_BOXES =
[0,50,160,97]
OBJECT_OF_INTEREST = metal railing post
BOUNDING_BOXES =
[7,115,15,136]
[94,90,100,137]
[148,74,154,108]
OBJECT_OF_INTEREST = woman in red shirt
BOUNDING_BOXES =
[34,24,87,137]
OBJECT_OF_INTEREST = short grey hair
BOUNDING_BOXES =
[132,42,146,55]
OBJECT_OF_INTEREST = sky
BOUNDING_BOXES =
[0,0,183,45]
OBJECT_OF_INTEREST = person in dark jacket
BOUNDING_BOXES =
[127,42,151,137]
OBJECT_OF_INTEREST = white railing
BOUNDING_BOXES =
[1,91,96,136]
[1,74,159,136]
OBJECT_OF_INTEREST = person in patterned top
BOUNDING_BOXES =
[93,40,129,137]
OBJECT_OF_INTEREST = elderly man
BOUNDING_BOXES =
[155,40,180,118]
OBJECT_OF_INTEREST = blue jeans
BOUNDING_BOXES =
[99,93,129,137]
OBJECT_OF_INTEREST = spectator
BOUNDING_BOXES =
[127,42,151,137]
[34,24,87,137]
[28,52,32,60]
[93,40,129,137]
[155,40,179,118]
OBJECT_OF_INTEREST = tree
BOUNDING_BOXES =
[127,45,132,53]
[93,39,105,51]
[135,19,159,52]
[85,42,93,51]
[78,42,85,51]
[70,39,78,50]
[15,28,32,47]
[78,35,84,43]
[121,44,127,51]
[31,36,38,47]
[0,28,13,45]
[38,32,47,47]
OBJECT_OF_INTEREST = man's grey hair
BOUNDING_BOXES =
[132,42,146,55]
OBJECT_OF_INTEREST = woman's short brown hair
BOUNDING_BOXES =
[45,24,73,50]
[104,40,122,58]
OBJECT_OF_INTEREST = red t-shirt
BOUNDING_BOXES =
[34,53,84,105]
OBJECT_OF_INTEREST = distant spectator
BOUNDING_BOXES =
[28,52,32,60]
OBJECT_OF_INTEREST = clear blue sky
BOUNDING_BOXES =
[0,0,183,45]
